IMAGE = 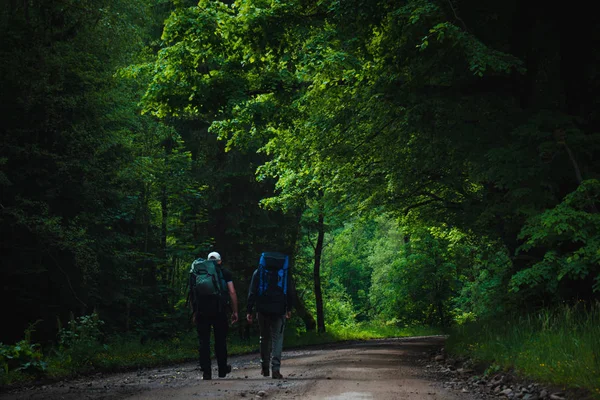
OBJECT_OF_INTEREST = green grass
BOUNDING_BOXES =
[285,323,441,347]
[446,302,600,399]
[2,322,440,387]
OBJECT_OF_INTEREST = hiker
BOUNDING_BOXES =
[189,251,239,380]
[246,252,293,379]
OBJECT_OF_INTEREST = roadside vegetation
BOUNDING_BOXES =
[447,303,600,398]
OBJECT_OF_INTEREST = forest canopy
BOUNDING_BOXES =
[1,0,598,347]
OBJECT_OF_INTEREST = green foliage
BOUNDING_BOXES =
[0,342,46,380]
[0,0,195,342]
[512,179,600,294]
[453,242,513,320]
[483,363,502,377]
[142,0,521,213]
[0,323,47,382]
[140,0,600,330]
[446,303,600,396]
[370,225,465,326]
[58,313,104,349]
[418,21,524,76]
[299,213,517,327]
[285,322,442,347]
[56,313,105,369]
[324,218,381,319]
[321,279,357,328]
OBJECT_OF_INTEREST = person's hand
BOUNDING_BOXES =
[285,311,291,319]
[246,313,253,324]
[231,312,239,324]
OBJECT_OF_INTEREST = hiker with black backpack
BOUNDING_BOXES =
[189,251,239,380]
[246,252,294,379]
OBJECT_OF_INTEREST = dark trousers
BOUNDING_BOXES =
[258,313,286,372]
[196,313,229,373]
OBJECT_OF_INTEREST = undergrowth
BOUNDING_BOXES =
[446,302,600,399]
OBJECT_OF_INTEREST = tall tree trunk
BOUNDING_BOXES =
[160,184,168,260]
[141,185,154,286]
[438,302,445,327]
[125,301,131,332]
[290,279,317,331]
[160,136,172,283]
[142,184,150,254]
[314,211,326,333]
[290,206,317,331]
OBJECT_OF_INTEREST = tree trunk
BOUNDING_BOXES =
[160,184,168,260]
[437,298,445,327]
[314,212,326,333]
[125,301,131,332]
[289,206,317,331]
[290,279,317,331]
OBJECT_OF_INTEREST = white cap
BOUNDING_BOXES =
[207,251,221,261]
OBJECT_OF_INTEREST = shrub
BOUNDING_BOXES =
[0,322,47,383]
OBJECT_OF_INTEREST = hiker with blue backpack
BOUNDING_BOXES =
[246,252,294,379]
[189,251,239,380]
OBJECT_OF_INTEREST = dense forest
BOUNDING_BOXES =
[1,0,599,391]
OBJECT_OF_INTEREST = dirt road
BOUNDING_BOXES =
[1,336,476,400]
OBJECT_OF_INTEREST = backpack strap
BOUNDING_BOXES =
[216,265,230,312]
[283,255,289,294]
[258,253,267,295]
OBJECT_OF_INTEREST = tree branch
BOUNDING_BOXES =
[403,199,438,215]
[446,0,469,32]
[418,191,461,206]
[402,190,463,215]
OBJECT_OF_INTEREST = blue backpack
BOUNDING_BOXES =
[256,252,289,315]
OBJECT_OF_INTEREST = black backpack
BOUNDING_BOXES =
[189,258,229,316]
[256,252,289,315]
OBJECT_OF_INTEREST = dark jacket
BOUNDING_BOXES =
[247,268,294,316]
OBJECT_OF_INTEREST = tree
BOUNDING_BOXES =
[142,0,600,323]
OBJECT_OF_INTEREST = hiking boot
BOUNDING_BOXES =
[272,370,283,379]
[202,372,212,380]
[218,365,232,378]
[261,366,270,377]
